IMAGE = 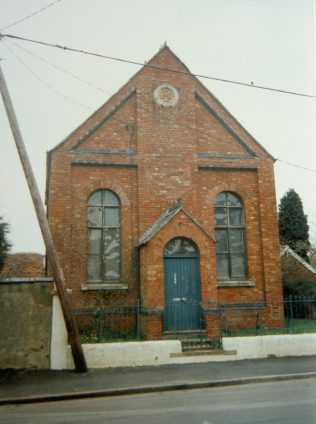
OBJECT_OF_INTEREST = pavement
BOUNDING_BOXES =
[0,355,316,405]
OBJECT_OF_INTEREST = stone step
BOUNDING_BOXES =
[163,330,209,340]
[181,338,221,352]
[170,349,237,358]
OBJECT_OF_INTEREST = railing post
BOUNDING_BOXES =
[96,307,101,340]
[256,299,261,334]
[289,295,294,320]
[136,299,141,340]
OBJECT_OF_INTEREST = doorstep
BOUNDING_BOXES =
[170,349,237,358]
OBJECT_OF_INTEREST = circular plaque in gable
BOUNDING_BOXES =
[153,83,179,107]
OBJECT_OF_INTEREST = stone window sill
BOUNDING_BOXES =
[217,280,255,287]
[81,283,128,291]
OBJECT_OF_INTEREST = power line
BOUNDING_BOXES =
[1,32,315,99]
[4,42,92,111]
[3,38,316,174]
[0,0,64,31]
[5,39,249,148]
[276,159,316,173]
[4,40,144,133]
[7,39,111,95]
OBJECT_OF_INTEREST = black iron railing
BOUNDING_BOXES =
[73,297,316,343]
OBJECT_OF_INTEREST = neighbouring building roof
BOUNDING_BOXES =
[281,245,316,279]
[0,253,46,279]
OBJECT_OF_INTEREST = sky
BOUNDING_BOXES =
[0,0,316,253]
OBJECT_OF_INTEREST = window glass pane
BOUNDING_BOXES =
[103,228,120,279]
[215,229,228,253]
[182,239,196,254]
[87,207,102,227]
[229,208,243,226]
[88,229,102,254]
[214,208,227,226]
[231,253,246,277]
[105,207,119,226]
[164,238,181,256]
[104,259,120,279]
[214,192,226,206]
[216,253,229,278]
[164,238,197,256]
[227,192,241,207]
[230,229,244,252]
[104,190,119,206]
[87,255,101,281]
[88,191,102,206]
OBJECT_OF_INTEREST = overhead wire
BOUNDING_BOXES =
[275,159,316,174]
[7,38,111,96]
[2,37,316,174]
[3,39,136,128]
[4,41,92,111]
[5,38,251,149]
[0,0,64,31]
[1,32,315,99]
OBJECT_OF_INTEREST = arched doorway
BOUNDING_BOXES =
[163,237,201,332]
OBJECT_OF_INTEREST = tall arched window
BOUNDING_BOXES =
[87,190,120,282]
[214,192,246,279]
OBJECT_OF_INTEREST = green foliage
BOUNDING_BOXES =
[223,319,316,336]
[0,217,11,270]
[278,189,310,259]
[283,278,316,298]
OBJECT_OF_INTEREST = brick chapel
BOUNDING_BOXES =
[46,45,284,339]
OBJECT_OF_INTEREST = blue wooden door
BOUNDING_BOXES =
[164,238,201,332]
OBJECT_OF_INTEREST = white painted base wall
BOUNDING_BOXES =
[222,334,316,360]
[61,334,316,369]
[51,295,316,369]
[50,295,68,370]
[66,341,183,369]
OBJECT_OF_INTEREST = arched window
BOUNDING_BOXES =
[87,190,120,282]
[214,192,246,279]
[163,237,198,257]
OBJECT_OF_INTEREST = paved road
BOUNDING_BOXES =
[1,378,316,424]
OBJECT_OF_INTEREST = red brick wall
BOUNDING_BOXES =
[47,46,284,337]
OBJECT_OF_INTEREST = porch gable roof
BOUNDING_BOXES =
[138,199,215,246]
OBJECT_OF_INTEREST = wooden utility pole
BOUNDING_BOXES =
[0,63,88,373]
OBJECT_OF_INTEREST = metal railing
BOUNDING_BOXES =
[73,297,316,343]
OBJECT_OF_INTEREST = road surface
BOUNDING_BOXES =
[1,378,316,423]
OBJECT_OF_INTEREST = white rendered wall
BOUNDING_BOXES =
[51,299,316,369]
[63,334,316,369]
[66,341,183,369]
[222,334,316,360]
[50,294,69,370]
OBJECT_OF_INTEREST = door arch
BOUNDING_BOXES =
[163,237,201,332]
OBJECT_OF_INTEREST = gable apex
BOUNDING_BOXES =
[143,43,193,75]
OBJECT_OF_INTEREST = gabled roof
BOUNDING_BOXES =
[48,43,273,161]
[281,245,316,276]
[138,199,215,246]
